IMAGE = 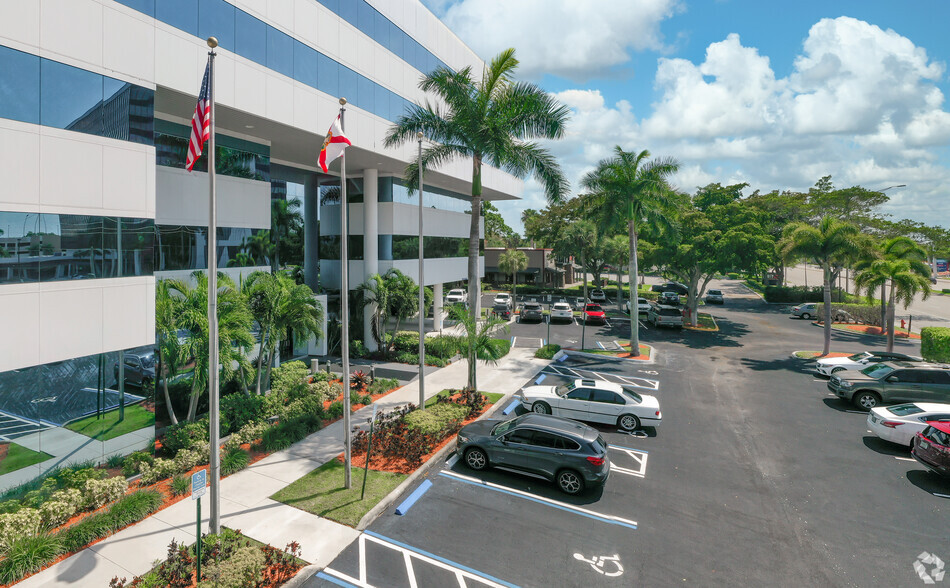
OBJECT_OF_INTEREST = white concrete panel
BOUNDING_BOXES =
[235,0,267,19]
[154,28,202,96]
[0,290,40,373]
[356,110,375,152]
[267,0,295,32]
[102,282,152,352]
[294,0,319,46]
[0,1,39,48]
[40,0,102,68]
[0,123,40,210]
[316,94,338,136]
[293,84,319,135]
[39,133,103,211]
[214,51,237,110]
[234,62,267,116]
[314,7,340,57]
[357,30,375,76]
[266,75,295,126]
[101,144,152,217]
[39,284,102,364]
[102,6,155,84]
[338,25,358,69]
[156,167,270,229]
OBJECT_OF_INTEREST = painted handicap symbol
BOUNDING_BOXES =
[914,551,946,584]
[573,553,624,577]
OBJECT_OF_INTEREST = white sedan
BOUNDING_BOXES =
[516,378,661,432]
[549,302,574,322]
[815,351,923,376]
[493,292,513,308]
[627,297,651,315]
[867,403,950,447]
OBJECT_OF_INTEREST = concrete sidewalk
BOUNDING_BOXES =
[18,347,547,587]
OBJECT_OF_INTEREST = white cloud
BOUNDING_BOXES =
[434,0,682,82]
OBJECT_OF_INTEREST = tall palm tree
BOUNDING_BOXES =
[155,278,187,426]
[855,237,932,351]
[173,271,255,420]
[498,248,528,303]
[270,197,303,271]
[581,147,680,356]
[357,271,395,355]
[447,304,510,392]
[384,48,570,319]
[356,269,423,354]
[780,217,862,356]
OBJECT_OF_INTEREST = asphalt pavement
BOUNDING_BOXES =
[306,279,947,587]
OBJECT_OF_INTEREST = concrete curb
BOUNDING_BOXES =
[562,347,657,364]
[354,392,513,531]
[284,564,324,588]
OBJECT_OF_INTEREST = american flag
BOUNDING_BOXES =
[186,61,212,172]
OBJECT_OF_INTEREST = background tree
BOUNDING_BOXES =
[604,235,630,308]
[155,279,186,425]
[270,197,303,271]
[483,201,519,247]
[780,217,862,356]
[552,220,603,303]
[498,248,528,301]
[447,304,509,392]
[385,48,570,320]
[581,147,680,356]
[357,269,429,355]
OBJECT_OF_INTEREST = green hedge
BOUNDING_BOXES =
[477,339,512,360]
[921,327,950,363]
[535,344,561,360]
[815,303,883,326]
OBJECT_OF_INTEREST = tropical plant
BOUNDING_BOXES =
[581,147,680,356]
[446,305,510,392]
[384,48,570,317]
[498,248,528,302]
[780,217,863,355]
[155,279,187,426]
[270,197,303,272]
[357,269,428,355]
[855,237,932,351]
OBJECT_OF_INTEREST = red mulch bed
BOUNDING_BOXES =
[832,323,921,339]
[322,383,404,412]
[0,443,9,463]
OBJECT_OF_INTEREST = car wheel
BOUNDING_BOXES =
[557,469,585,495]
[532,402,551,415]
[853,391,881,410]
[618,414,641,432]
[464,448,488,471]
[800,313,811,320]
[831,367,845,374]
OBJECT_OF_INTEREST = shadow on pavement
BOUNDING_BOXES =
[738,356,806,372]
[905,468,950,495]
[862,435,910,456]
[822,397,862,413]
[443,461,605,505]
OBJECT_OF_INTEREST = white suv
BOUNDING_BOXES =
[446,288,467,305]
[493,292,513,308]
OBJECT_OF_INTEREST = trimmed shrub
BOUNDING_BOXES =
[270,361,310,399]
[426,335,461,359]
[199,544,264,587]
[814,303,882,326]
[170,475,190,497]
[477,339,512,360]
[350,339,370,358]
[82,477,127,510]
[0,533,63,584]
[727,272,740,279]
[310,371,332,383]
[162,419,209,455]
[172,449,202,474]
[368,377,400,396]
[535,343,561,360]
[106,454,125,469]
[221,448,250,476]
[279,395,324,421]
[123,451,154,478]
[325,401,344,421]
[220,394,264,435]
[138,458,177,485]
[308,380,332,403]
[391,331,419,353]
[234,421,269,446]
[404,403,468,436]
[0,508,42,551]
[921,327,950,363]
[943,288,950,294]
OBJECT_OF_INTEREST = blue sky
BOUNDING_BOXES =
[423,0,950,234]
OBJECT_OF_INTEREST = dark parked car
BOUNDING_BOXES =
[651,281,689,295]
[456,413,610,495]
[912,421,950,476]
[827,361,950,410]
[114,351,156,388]
[659,291,680,306]
[491,302,512,320]
[705,289,724,304]
[519,302,544,323]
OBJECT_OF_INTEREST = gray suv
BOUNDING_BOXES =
[114,351,156,388]
[456,413,610,495]
[827,361,950,410]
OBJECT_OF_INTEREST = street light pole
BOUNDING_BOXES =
[417,132,426,410]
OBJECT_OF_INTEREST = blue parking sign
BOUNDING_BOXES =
[191,469,206,500]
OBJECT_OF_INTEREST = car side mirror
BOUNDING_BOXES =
[886,376,898,383]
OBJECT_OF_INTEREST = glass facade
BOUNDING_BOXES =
[0,44,154,144]
[0,344,156,491]
[379,235,473,260]
[154,119,270,181]
[385,178,474,214]
[155,225,270,271]
[318,235,364,261]
[0,213,154,285]
[110,0,447,124]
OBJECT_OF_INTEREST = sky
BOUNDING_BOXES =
[421,0,950,235]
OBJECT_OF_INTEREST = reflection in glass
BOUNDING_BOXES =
[154,128,269,181]
[198,0,235,51]
[156,0,198,36]
[267,26,294,78]
[294,42,319,89]
[318,235,364,261]
[41,59,103,132]
[235,8,266,66]
[0,45,40,124]
[318,52,339,97]
[381,236,470,260]
[155,225,269,271]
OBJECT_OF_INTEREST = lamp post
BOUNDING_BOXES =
[417,132,426,410]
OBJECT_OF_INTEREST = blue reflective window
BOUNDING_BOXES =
[374,83,390,120]
[0,45,39,124]
[390,90,403,122]
[156,0,198,36]
[357,75,375,113]
[198,0,235,51]
[317,52,339,97]
[267,26,294,78]
[338,0,357,26]
[374,10,389,47]
[235,9,266,66]
[357,1,374,37]
[113,0,155,16]
[413,40,427,73]
[317,0,340,16]
[0,212,40,284]
[41,60,103,132]
[339,66,358,106]
[389,26,405,59]
[293,42,319,88]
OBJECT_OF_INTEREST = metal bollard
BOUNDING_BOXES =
[311,358,319,374]
[370,364,376,383]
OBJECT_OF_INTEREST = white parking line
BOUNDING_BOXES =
[934,493,950,499]
[609,446,648,478]
[445,454,459,468]
[511,337,517,347]
[894,456,916,462]
[540,366,661,391]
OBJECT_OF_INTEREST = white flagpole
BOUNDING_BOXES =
[205,36,221,535]
[339,98,352,489]
[417,133,425,410]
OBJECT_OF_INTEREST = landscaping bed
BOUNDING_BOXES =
[828,323,920,340]
[574,344,654,360]
[684,312,718,331]
[792,351,853,359]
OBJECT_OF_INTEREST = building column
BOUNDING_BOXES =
[303,176,320,292]
[362,169,379,351]
[433,282,443,331]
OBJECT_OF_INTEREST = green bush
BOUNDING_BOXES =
[260,414,321,453]
[477,339,512,360]
[310,371,332,383]
[921,327,950,363]
[0,533,63,584]
[393,351,449,367]
[426,335,461,359]
[943,288,950,294]
[535,344,561,360]
[814,303,883,326]
[221,448,250,476]
[350,339,370,358]
[325,401,344,421]
[279,395,324,421]
[106,454,124,469]
[57,490,162,554]
[391,331,420,353]
[404,403,469,436]
[169,475,190,496]
[727,272,740,279]
[122,451,154,478]
[368,377,400,396]
[220,394,264,435]
[161,419,209,455]
[270,361,310,399]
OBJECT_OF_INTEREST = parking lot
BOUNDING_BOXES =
[310,282,948,586]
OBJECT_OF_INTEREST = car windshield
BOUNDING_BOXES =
[638,298,647,303]
[554,383,576,397]
[586,305,603,312]
[847,353,870,361]
[887,404,923,416]
[139,354,155,368]
[493,304,509,311]
[861,363,893,379]
[491,416,525,436]
[620,389,642,403]
[524,304,541,310]
[709,290,721,295]
[554,304,570,310]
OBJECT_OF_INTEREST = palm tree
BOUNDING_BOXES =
[172,271,255,420]
[447,304,510,392]
[270,197,303,271]
[855,237,932,351]
[498,248,528,303]
[581,147,680,356]
[155,279,187,425]
[356,269,424,354]
[780,217,862,356]
[384,48,570,319]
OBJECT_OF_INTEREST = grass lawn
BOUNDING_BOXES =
[65,404,154,441]
[424,390,504,407]
[685,312,718,331]
[0,443,52,475]
[272,460,406,528]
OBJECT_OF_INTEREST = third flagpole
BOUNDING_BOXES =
[339,98,352,489]
[205,36,221,535]
[417,132,425,409]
